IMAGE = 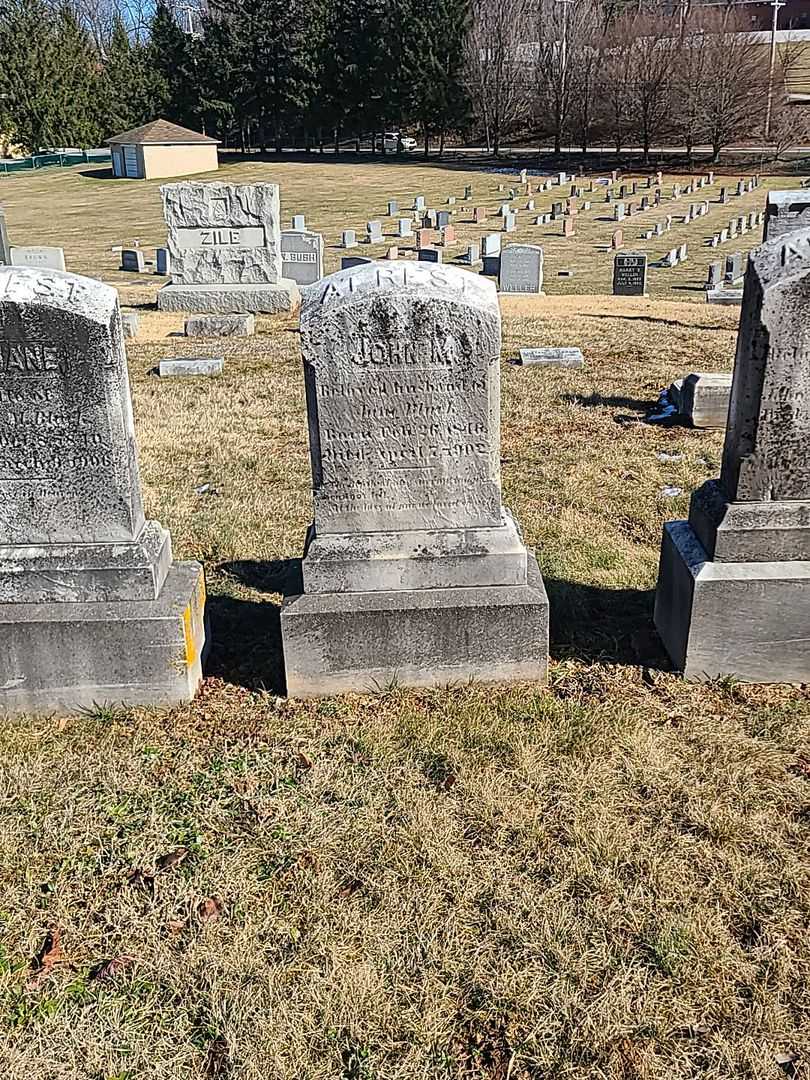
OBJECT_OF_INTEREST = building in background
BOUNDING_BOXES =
[107,119,219,180]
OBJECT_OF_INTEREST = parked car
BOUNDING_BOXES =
[375,131,417,153]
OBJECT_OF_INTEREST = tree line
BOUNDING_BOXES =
[0,0,804,161]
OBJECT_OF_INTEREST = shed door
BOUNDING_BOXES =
[111,149,123,177]
[123,145,139,177]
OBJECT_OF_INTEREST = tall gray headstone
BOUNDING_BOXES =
[0,266,206,714]
[281,261,549,696]
[655,229,810,683]
[281,229,324,285]
[157,181,299,313]
[499,244,543,294]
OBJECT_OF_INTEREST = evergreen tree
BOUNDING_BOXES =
[148,0,198,128]
[102,16,162,136]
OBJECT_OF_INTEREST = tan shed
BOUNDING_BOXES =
[107,119,219,180]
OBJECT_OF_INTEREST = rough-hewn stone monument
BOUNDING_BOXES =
[655,230,810,682]
[281,261,549,696]
[0,266,207,714]
[157,181,299,313]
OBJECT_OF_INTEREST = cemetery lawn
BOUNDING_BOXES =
[0,162,808,1079]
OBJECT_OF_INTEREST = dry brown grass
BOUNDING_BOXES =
[0,163,809,1080]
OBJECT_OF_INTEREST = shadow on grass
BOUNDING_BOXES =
[546,577,670,669]
[562,391,651,413]
[584,311,725,332]
[205,557,669,691]
[77,167,115,180]
[204,559,303,695]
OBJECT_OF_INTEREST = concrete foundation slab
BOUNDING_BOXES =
[282,552,549,697]
[654,520,810,683]
[0,561,208,716]
[157,280,300,314]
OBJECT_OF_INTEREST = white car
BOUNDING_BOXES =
[376,132,417,153]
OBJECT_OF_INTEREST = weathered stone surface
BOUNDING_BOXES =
[655,228,810,682]
[282,260,548,695]
[283,552,549,696]
[612,252,647,295]
[499,244,543,294]
[518,347,583,367]
[281,229,324,285]
[706,288,743,306]
[0,265,207,712]
[669,372,732,429]
[161,181,282,285]
[157,281,299,313]
[10,246,65,272]
[159,356,224,377]
[184,314,255,337]
[0,560,207,714]
[763,189,810,241]
[654,520,810,683]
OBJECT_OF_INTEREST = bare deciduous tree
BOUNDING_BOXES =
[464,0,532,155]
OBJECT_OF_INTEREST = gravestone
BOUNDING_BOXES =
[341,256,372,270]
[706,288,743,306]
[725,251,744,284]
[0,209,10,265]
[157,181,299,313]
[281,229,324,286]
[417,228,437,249]
[678,243,688,262]
[424,210,438,229]
[185,313,254,337]
[611,228,623,250]
[342,230,357,249]
[562,218,574,237]
[121,312,139,338]
[612,252,647,296]
[292,214,306,231]
[440,225,456,246]
[121,248,145,272]
[763,189,810,240]
[614,202,625,221]
[0,266,206,714]
[655,228,810,682]
[482,234,501,258]
[418,248,441,263]
[366,220,383,243]
[473,207,487,223]
[706,261,723,288]
[499,244,543,294]
[385,246,399,260]
[398,218,413,238]
[10,247,66,272]
[414,196,425,211]
[437,211,452,229]
[668,372,732,429]
[156,247,171,276]
[281,261,549,695]
[664,248,679,267]
[502,212,516,233]
[462,243,480,265]
[160,356,223,377]
[387,200,398,216]
[518,347,583,368]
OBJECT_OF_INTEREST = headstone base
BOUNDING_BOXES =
[654,520,810,683]
[157,280,300,314]
[0,561,208,716]
[302,510,528,593]
[282,553,549,697]
[0,520,172,603]
[706,288,743,306]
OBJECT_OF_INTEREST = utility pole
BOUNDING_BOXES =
[765,0,786,138]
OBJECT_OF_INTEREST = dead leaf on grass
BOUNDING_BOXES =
[157,847,189,872]
[443,773,457,790]
[336,877,363,899]
[197,896,224,923]
[297,751,314,770]
[28,928,63,986]
[90,955,136,982]
[127,868,156,893]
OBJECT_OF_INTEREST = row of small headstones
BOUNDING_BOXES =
[710,212,764,247]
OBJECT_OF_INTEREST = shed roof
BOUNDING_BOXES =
[107,119,219,146]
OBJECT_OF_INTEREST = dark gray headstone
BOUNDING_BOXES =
[121,249,145,273]
[281,229,324,285]
[612,252,647,295]
[499,244,543,294]
[417,248,441,263]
